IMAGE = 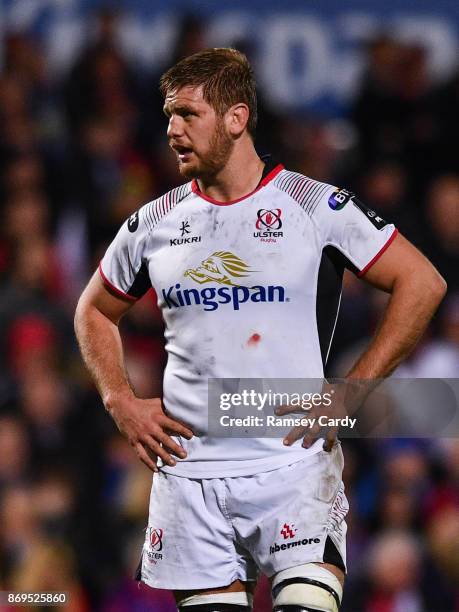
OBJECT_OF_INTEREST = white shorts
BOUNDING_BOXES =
[138,442,348,591]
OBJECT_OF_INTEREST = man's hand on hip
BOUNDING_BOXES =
[106,392,194,472]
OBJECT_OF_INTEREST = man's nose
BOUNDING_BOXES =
[167,115,184,139]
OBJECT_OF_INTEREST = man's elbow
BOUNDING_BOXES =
[429,269,447,303]
[397,258,447,308]
[420,263,447,307]
[74,293,88,336]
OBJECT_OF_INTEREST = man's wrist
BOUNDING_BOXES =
[103,388,135,414]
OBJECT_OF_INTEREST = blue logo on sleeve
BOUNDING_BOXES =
[328,188,353,210]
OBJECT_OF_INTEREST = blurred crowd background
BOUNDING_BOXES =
[0,5,458,612]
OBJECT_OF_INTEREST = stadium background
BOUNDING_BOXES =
[0,0,458,610]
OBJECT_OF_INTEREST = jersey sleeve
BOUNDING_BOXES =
[99,208,152,300]
[316,186,398,276]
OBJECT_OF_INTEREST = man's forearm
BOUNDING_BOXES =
[74,304,133,409]
[347,272,446,380]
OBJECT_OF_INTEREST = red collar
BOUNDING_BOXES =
[191,163,284,206]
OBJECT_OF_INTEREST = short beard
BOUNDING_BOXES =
[179,121,234,180]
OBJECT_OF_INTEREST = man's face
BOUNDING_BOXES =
[164,85,234,180]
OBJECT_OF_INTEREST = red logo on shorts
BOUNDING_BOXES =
[150,528,163,551]
[280,523,297,539]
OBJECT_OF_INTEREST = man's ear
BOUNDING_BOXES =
[226,103,250,137]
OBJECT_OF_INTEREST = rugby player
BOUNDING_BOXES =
[74,49,446,612]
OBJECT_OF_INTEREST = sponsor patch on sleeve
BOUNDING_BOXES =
[351,198,388,230]
[328,188,354,210]
[127,210,139,232]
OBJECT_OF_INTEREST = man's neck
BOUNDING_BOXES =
[195,141,265,203]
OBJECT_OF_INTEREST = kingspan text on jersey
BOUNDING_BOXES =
[161,283,287,311]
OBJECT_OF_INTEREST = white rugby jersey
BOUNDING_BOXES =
[100,160,397,477]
